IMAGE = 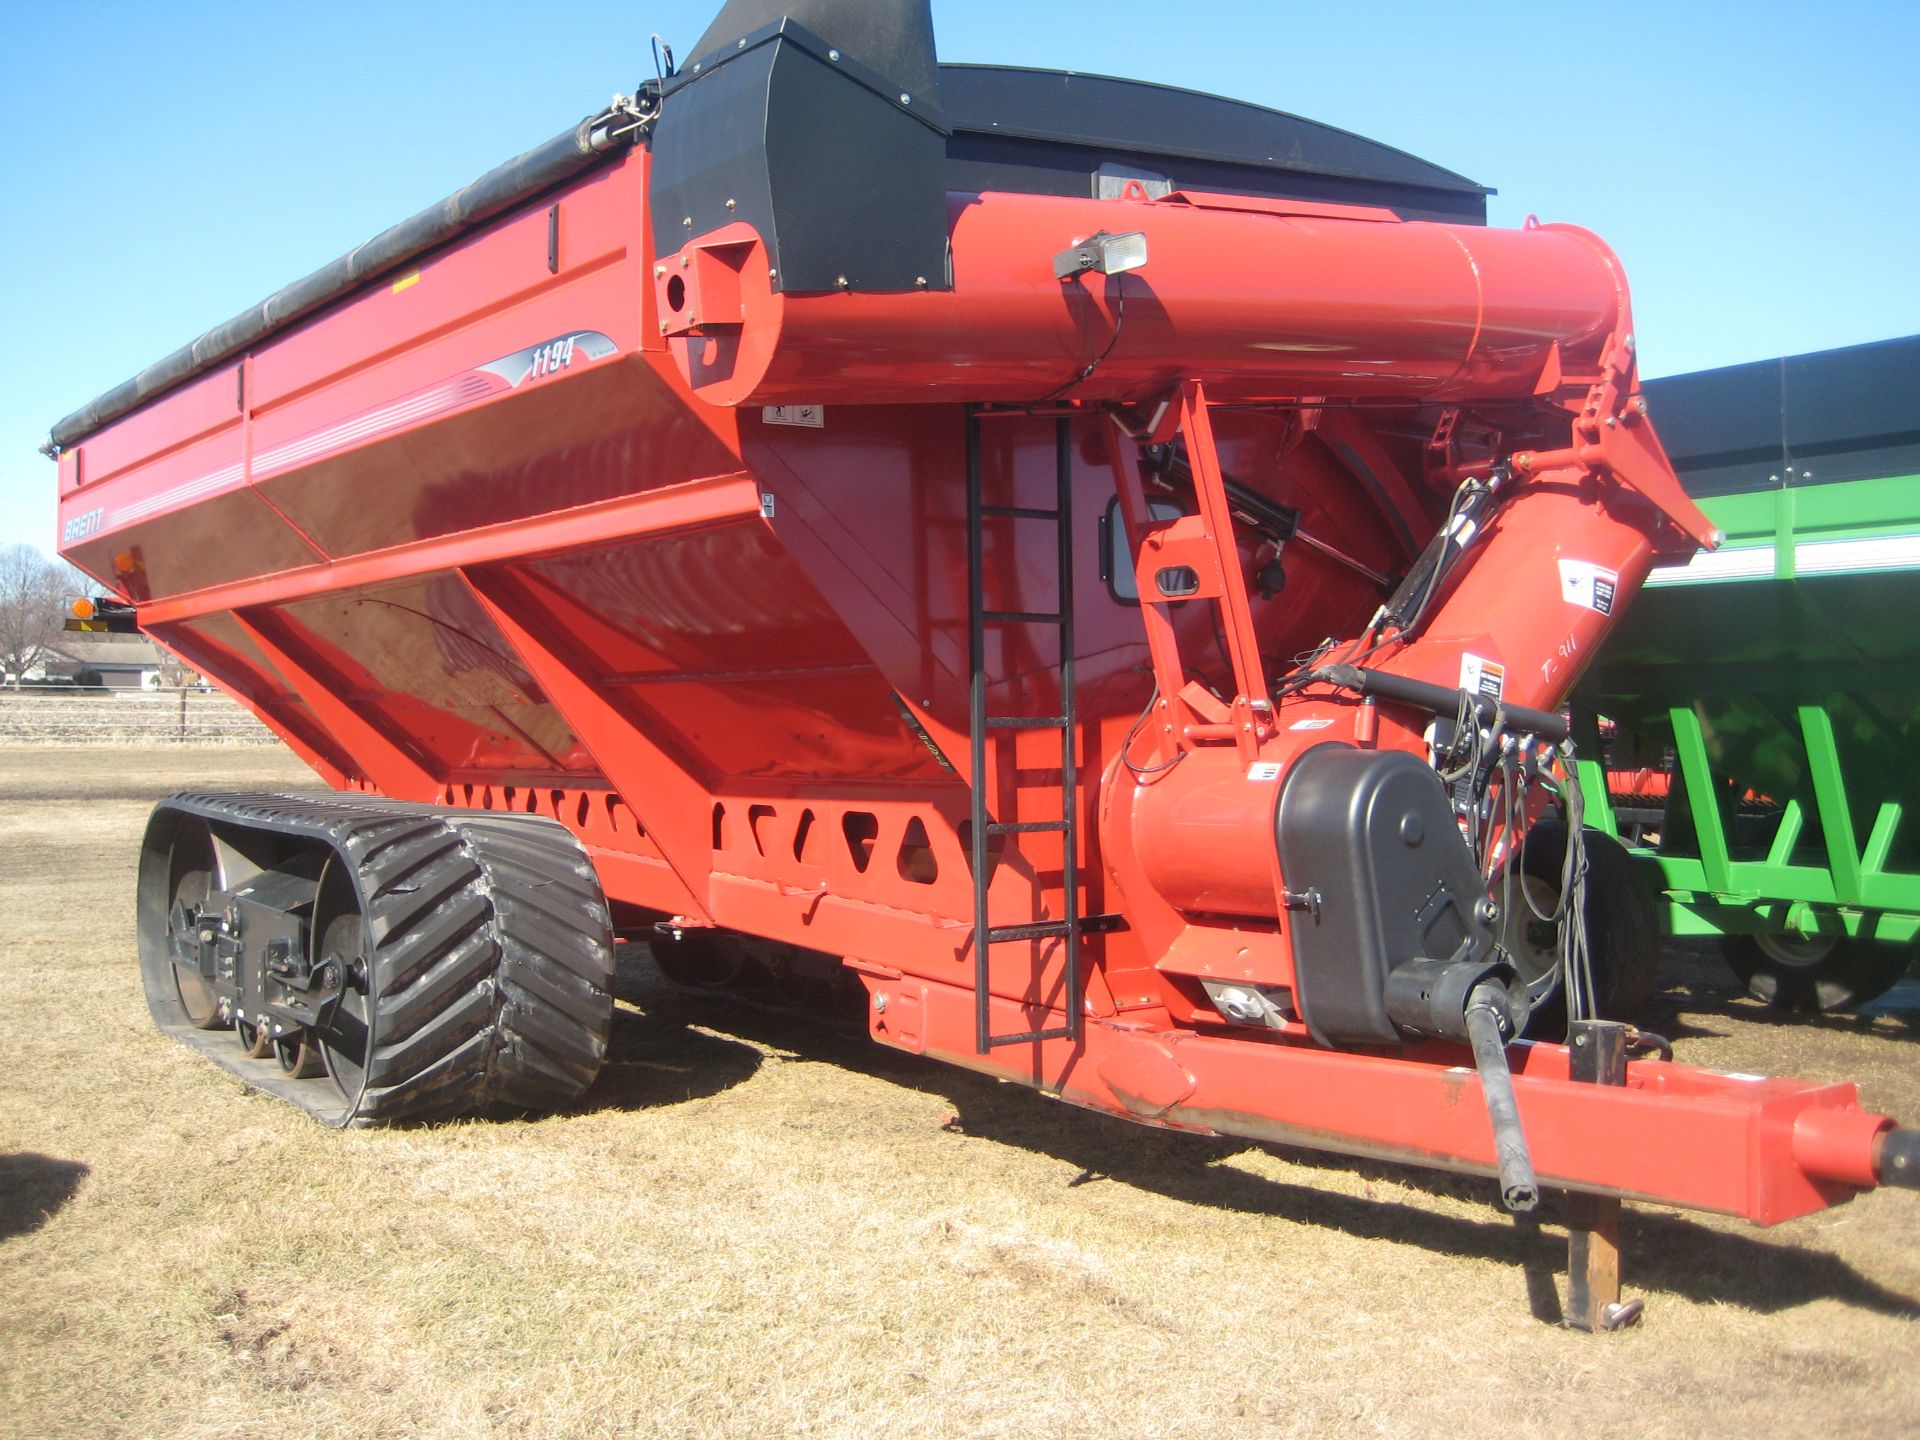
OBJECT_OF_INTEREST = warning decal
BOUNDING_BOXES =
[1460,653,1505,702]
[1558,558,1619,615]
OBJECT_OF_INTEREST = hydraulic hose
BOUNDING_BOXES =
[1314,664,1570,743]
[1464,982,1539,1212]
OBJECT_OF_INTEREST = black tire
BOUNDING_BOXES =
[1719,931,1911,1013]
[338,811,617,1124]
[1502,819,1661,1033]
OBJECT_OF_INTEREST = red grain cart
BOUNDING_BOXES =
[45,0,1915,1323]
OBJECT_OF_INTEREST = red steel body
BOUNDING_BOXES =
[51,138,1899,1224]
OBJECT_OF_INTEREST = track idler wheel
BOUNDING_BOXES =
[311,855,373,1106]
[164,818,225,1030]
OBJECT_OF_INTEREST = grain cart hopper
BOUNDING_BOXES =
[1574,336,1920,1011]
[43,0,1918,1320]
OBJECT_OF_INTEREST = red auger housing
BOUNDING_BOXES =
[46,0,1917,1311]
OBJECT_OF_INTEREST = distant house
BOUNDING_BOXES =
[39,635,182,690]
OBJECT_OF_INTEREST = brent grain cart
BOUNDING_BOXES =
[43,0,1918,1322]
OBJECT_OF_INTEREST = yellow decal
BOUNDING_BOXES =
[391,271,421,294]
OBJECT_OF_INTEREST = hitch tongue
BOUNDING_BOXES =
[1463,981,1538,1212]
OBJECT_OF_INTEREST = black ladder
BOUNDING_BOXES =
[966,413,1083,1053]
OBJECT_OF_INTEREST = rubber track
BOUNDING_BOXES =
[149,792,614,1126]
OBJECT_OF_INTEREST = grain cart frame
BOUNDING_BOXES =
[44,0,1918,1317]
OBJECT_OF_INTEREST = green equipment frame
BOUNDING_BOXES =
[1571,336,1920,982]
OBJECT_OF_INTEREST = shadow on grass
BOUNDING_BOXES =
[621,958,1919,1324]
[0,1153,89,1242]
[938,1090,1920,1323]
[584,1006,764,1113]
[579,949,766,1113]
[1640,943,1920,1046]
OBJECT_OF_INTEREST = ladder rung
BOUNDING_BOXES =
[980,504,1062,520]
[986,820,1068,835]
[982,609,1064,625]
[984,715,1068,730]
[986,920,1075,943]
[985,1026,1074,1048]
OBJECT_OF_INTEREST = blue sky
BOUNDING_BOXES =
[4,0,1917,556]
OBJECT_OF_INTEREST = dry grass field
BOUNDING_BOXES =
[2,747,1917,1440]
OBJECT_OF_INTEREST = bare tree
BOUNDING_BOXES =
[0,545,77,686]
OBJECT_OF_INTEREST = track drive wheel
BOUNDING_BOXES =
[1502,819,1662,1035]
[1719,931,1911,1013]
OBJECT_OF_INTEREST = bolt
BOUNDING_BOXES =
[692,62,701,74]
[915,276,928,288]
[836,275,850,289]
[1605,415,1617,427]
[737,37,746,48]
[681,254,690,268]
[873,992,888,1013]
[659,320,669,334]
[653,265,665,278]
[682,216,693,229]
[900,93,912,105]
[828,48,840,61]
[767,268,778,281]
[725,197,736,210]
[1632,395,1649,415]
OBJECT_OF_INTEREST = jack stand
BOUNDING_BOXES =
[1566,1020,1645,1331]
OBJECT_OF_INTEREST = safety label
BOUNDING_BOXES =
[1557,558,1619,615]
[1460,653,1505,701]
[762,405,825,428]
[1247,762,1283,781]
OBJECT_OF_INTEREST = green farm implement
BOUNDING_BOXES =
[1576,335,1920,1011]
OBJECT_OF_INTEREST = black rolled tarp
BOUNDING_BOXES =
[46,105,640,453]
[47,19,1489,455]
